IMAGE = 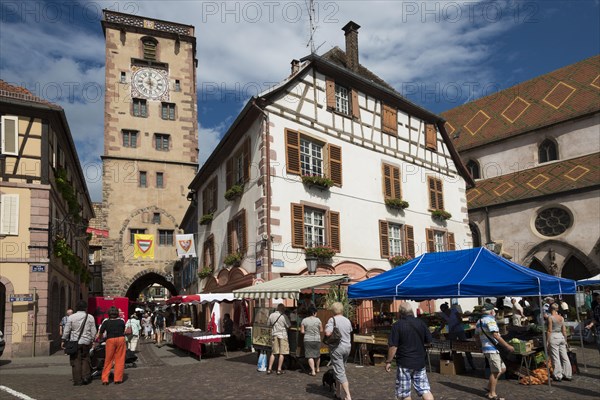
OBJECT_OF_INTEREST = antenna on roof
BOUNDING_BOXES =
[306,0,317,54]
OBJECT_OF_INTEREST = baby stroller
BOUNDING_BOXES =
[90,342,138,379]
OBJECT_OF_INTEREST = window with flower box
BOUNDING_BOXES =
[379,220,414,259]
[425,228,455,252]
[291,203,340,252]
[226,138,250,190]
[285,129,342,187]
[202,177,218,215]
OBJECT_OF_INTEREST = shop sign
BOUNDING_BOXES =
[10,293,34,302]
[31,265,46,272]
[272,259,284,268]
[256,259,262,267]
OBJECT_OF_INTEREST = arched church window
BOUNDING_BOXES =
[538,139,558,163]
[466,160,481,179]
[535,207,571,237]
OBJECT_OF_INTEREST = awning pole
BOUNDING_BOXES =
[575,287,587,371]
[539,295,551,387]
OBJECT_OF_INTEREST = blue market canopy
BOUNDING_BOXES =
[348,248,577,300]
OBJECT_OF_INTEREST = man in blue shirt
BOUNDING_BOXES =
[385,303,433,400]
[476,308,514,400]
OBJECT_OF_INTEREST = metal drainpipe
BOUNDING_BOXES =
[251,100,272,284]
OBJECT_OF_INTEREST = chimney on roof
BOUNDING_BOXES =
[342,21,361,72]
[290,59,300,76]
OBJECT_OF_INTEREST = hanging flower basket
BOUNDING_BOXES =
[301,175,334,190]
[224,252,243,266]
[431,209,452,221]
[224,184,244,201]
[304,245,337,259]
[389,255,412,267]
[198,266,213,279]
[200,213,214,225]
[385,198,409,210]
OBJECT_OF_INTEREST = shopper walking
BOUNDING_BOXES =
[300,306,323,376]
[96,306,126,385]
[267,303,291,375]
[62,300,96,386]
[125,314,142,352]
[59,308,73,336]
[476,307,514,400]
[438,302,476,370]
[324,302,353,400]
[547,303,572,381]
[386,302,433,400]
[142,313,153,340]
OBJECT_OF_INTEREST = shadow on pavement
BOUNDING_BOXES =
[304,382,335,398]
[0,359,12,367]
[438,381,489,397]
[553,384,600,398]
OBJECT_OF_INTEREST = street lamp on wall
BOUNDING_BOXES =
[165,273,174,283]
[485,242,498,253]
[305,256,318,275]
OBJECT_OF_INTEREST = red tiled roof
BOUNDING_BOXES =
[442,55,600,151]
[467,153,600,209]
[0,80,61,109]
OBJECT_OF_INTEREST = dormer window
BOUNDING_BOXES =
[335,84,350,115]
[538,139,558,163]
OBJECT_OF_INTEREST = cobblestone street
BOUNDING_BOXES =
[1,339,599,400]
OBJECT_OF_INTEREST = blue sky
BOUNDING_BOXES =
[1,0,598,201]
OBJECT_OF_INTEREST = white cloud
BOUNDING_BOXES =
[0,0,569,202]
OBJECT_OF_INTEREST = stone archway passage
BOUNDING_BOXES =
[124,271,178,302]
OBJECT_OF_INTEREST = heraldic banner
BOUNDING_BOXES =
[134,234,155,259]
[176,234,196,258]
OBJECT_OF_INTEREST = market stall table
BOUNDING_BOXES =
[171,331,231,360]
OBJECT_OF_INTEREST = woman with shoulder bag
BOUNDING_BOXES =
[324,302,353,400]
[96,306,127,385]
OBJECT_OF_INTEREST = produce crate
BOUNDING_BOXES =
[451,340,482,353]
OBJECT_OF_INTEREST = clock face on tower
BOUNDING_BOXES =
[131,67,169,100]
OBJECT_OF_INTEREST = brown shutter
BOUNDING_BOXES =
[447,232,455,251]
[392,166,401,199]
[326,77,336,109]
[243,138,251,182]
[426,228,435,253]
[328,211,340,252]
[227,220,234,254]
[436,178,444,210]
[405,225,415,258]
[382,164,393,199]
[202,187,208,215]
[428,177,437,210]
[211,178,217,212]
[291,203,304,248]
[209,235,215,268]
[425,123,437,151]
[382,104,398,135]
[240,209,247,254]
[285,129,301,175]
[379,220,389,258]
[226,157,234,190]
[351,89,360,118]
[328,144,342,186]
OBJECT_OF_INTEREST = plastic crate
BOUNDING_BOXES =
[512,341,527,354]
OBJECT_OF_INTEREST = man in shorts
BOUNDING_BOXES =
[266,304,291,374]
[476,307,514,400]
[385,303,433,400]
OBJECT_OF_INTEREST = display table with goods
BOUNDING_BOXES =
[165,326,199,345]
[171,331,230,360]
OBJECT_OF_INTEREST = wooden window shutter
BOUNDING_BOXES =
[328,144,342,186]
[240,209,247,254]
[285,129,301,175]
[382,104,397,135]
[0,194,19,235]
[325,77,336,109]
[243,138,251,182]
[425,123,437,151]
[392,166,401,200]
[291,203,304,248]
[447,232,456,251]
[351,89,360,118]
[436,179,444,211]
[379,220,389,258]
[382,164,393,199]
[226,157,234,190]
[426,228,435,253]
[328,211,340,252]
[211,178,217,212]
[1,116,19,155]
[202,187,209,215]
[404,225,415,258]
[227,220,234,254]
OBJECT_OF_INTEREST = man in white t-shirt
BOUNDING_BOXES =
[266,304,291,374]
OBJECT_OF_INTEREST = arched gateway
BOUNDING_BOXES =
[124,270,178,301]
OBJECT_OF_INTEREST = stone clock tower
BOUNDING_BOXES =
[100,10,198,297]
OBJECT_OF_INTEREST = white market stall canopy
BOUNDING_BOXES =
[233,274,349,300]
[166,293,235,304]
